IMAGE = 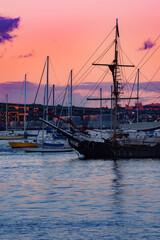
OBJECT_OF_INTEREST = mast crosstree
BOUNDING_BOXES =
[92,19,135,139]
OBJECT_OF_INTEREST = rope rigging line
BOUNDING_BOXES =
[139,44,160,69]
[127,72,137,106]
[55,86,67,106]
[56,73,71,128]
[72,40,116,108]
[120,34,160,86]
[138,34,160,69]
[47,86,53,106]
[49,59,58,82]
[72,40,115,92]
[55,71,71,106]
[117,42,128,92]
[18,76,25,104]
[139,66,160,97]
[118,41,137,106]
[56,86,68,127]
[77,69,109,108]
[33,59,47,105]
[149,81,160,93]
[72,65,95,92]
[72,26,115,84]
[56,38,114,107]
[92,40,115,65]
[48,31,159,113]
[117,40,135,88]
[24,59,47,133]
[72,42,120,109]
[118,42,135,66]
[139,69,160,93]
[152,94,160,103]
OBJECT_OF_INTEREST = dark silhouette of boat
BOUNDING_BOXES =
[40,19,160,159]
[39,118,160,159]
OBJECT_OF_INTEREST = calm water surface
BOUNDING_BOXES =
[0,142,160,239]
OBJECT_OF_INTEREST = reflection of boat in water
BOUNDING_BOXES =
[40,19,160,159]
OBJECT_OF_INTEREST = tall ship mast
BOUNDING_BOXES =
[40,20,160,160]
[93,19,134,140]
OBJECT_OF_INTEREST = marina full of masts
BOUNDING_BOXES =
[0,102,160,130]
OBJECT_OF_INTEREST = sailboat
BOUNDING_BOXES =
[9,74,37,148]
[40,19,160,159]
[0,94,24,140]
[23,58,73,153]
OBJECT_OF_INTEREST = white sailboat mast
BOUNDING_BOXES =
[6,94,8,131]
[24,74,27,132]
[100,88,102,130]
[137,69,139,123]
[68,70,73,119]
[70,69,73,119]
[46,56,49,121]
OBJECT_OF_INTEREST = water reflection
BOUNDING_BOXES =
[0,152,160,240]
[110,160,126,223]
[111,160,124,194]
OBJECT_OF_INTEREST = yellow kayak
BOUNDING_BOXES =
[9,142,37,148]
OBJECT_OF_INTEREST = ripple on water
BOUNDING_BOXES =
[0,152,160,239]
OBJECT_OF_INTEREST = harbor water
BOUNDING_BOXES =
[0,141,160,239]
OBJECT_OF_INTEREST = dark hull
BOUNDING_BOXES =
[69,139,160,160]
[39,119,160,160]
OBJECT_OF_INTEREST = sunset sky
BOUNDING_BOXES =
[0,0,160,107]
